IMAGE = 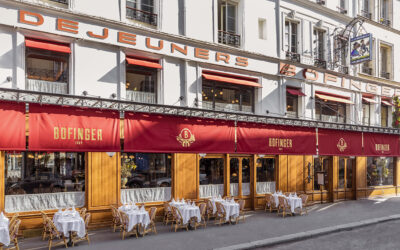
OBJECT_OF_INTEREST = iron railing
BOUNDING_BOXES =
[362,66,372,75]
[314,58,327,69]
[361,10,372,19]
[126,7,157,26]
[380,71,390,79]
[285,51,301,63]
[380,19,391,27]
[337,65,349,74]
[218,30,241,47]
[50,0,68,4]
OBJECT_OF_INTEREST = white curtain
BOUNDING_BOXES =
[256,182,276,194]
[121,187,171,204]
[242,182,251,195]
[230,183,238,196]
[26,79,68,94]
[199,184,224,198]
[5,192,85,213]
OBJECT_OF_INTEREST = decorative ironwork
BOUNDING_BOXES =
[337,6,347,15]
[337,65,349,74]
[380,19,391,27]
[218,30,241,47]
[380,71,390,79]
[314,58,327,69]
[316,0,326,5]
[285,51,301,63]
[126,7,157,26]
[361,10,372,19]
[50,0,68,4]
[362,66,372,75]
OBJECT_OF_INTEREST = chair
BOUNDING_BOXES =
[46,217,68,250]
[277,196,292,218]
[264,194,278,213]
[205,199,215,221]
[236,199,245,223]
[284,192,290,197]
[194,203,207,229]
[144,207,157,236]
[8,214,18,229]
[110,206,122,232]
[7,219,21,250]
[120,211,138,240]
[299,194,309,215]
[40,211,50,241]
[163,202,174,225]
[214,202,230,226]
[170,206,188,232]
[79,208,87,218]
[72,213,91,246]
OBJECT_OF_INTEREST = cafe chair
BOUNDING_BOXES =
[144,207,157,236]
[170,206,188,232]
[8,219,21,250]
[264,194,278,213]
[214,202,229,226]
[120,211,138,240]
[284,192,290,197]
[237,199,246,223]
[8,214,19,229]
[299,194,309,215]
[110,206,122,232]
[163,203,174,225]
[72,213,91,246]
[205,199,215,221]
[194,203,207,229]
[79,208,87,218]
[277,196,292,218]
[40,211,51,241]
[46,217,68,250]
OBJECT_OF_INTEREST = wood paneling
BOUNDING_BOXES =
[278,155,288,192]
[356,157,367,199]
[174,153,198,199]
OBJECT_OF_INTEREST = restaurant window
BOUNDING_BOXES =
[284,20,298,54]
[126,64,157,104]
[199,158,225,198]
[367,157,393,186]
[202,80,254,113]
[230,158,239,196]
[315,98,346,123]
[4,152,85,213]
[242,158,250,196]
[218,0,240,47]
[381,104,389,127]
[256,158,276,194]
[338,157,354,189]
[229,157,250,197]
[314,157,330,191]
[120,153,171,203]
[26,46,69,95]
[126,0,157,26]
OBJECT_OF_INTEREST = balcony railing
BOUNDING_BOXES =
[337,65,349,74]
[380,18,391,27]
[203,101,252,113]
[126,7,157,26]
[218,30,241,47]
[361,10,372,19]
[362,66,372,75]
[50,0,68,4]
[337,6,347,14]
[316,0,326,5]
[314,58,327,69]
[26,79,68,94]
[380,71,390,79]
[285,51,301,63]
[126,90,156,104]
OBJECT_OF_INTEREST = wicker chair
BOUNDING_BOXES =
[194,203,207,229]
[205,199,215,221]
[299,194,309,215]
[40,211,51,241]
[237,199,246,223]
[72,213,91,246]
[8,219,21,250]
[144,207,157,236]
[170,206,188,232]
[284,192,290,197]
[110,206,122,232]
[46,217,68,250]
[79,208,87,218]
[120,211,138,240]
[163,202,174,225]
[8,214,18,229]
[214,202,229,226]
[264,193,278,213]
[277,196,292,218]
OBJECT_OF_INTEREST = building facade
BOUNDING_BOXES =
[0,0,400,233]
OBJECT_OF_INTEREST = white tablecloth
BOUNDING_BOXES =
[221,202,240,221]
[124,210,150,232]
[210,198,225,213]
[272,194,302,213]
[53,211,85,238]
[175,205,201,225]
[119,204,138,213]
[0,218,10,247]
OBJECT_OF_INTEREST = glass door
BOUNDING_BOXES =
[229,156,251,198]
[338,157,355,200]
[314,156,333,202]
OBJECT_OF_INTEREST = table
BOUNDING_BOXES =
[272,194,302,213]
[220,202,239,222]
[53,210,85,246]
[175,205,201,225]
[0,217,9,247]
[123,210,150,232]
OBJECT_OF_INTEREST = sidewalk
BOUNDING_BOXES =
[20,196,400,250]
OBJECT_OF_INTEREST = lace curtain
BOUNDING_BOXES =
[121,187,171,203]
[230,183,238,196]
[26,79,68,94]
[256,181,276,194]
[199,184,224,198]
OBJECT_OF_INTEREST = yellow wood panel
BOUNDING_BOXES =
[356,157,366,199]
[278,155,288,192]
[288,155,303,192]
[0,152,4,211]
[174,153,198,199]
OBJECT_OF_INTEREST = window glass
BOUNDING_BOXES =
[346,158,353,189]
[230,158,239,185]
[126,66,157,103]
[256,158,275,182]
[314,157,329,190]
[367,157,393,186]
[242,158,250,184]
[314,29,325,60]
[316,99,346,123]
[290,22,297,53]
[286,92,298,117]
[200,158,224,185]
[362,102,370,125]
[381,105,388,127]
[338,158,345,189]
[219,1,237,33]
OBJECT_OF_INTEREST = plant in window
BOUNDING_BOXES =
[392,96,400,128]
[121,162,136,188]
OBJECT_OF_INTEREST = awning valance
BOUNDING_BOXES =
[0,102,26,151]
[25,38,71,54]
[315,93,354,104]
[318,129,362,156]
[381,99,394,106]
[202,72,261,88]
[363,133,399,156]
[362,97,377,104]
[126,57,162,69]
[287,88,306,96]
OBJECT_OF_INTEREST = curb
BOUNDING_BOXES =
[214,214,400,250]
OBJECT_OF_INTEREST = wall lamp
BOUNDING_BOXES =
[199,153,207,158]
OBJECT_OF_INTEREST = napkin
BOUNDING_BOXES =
[140,206,145,212]
[192,201,196,206]
[0,212,6,220]
[172,198,175,203]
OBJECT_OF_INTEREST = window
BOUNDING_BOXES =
[49,0,68,5]
[313,157,330,191]
[362,101,371,126]
[361,0,372,18]
[218,1,240,46]
[381,104,388,127]
[26,47,69,94]
[258,19,267,40]
[202,80,254,113]
[199,158,225,198]
[380,0,390,25]
[313,29,325,61]
[126,65,157,104]
[315,99,346,123]
[256,158,276,194]
[286,91,298,118]
[367,157,393,186]
[338,157,354,189]
[284,21,298,54]
[126,0,157,26]
[120,153,171,203]
[339,0,347,14]
[229,157,251,196]
[380,45,391,79]
[5,152,85,212]
[230,158,239,196]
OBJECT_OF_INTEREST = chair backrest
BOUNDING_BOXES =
[84,212,91,228]
[284,192,290,197]
[199,203,206,216]
[79,208,87,218]
[215,202,226,216]
[164,202,171,212]
[238,199,245,211]
[9,219,21,241]
[299,194,308,204]
[206,199,213,212]
[149,207,157,221]
[40,211,48,225]
[171,206,182,221]
[119,212,129,228]
[9,213,18,227]
[46,217,61,238]
[278,196,287,208]
[265,193,272,202]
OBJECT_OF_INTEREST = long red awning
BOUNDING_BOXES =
[287,88,306,96]
[126,57,162,69]
[202,73,261,88]
[124,112,235,153]
[315,93,354,104]
[25,38,71,54]
[318,129,362,156]
[0,102,26,150]
[363,133,399,156]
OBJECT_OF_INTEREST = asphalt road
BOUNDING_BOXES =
[261,220,400,250]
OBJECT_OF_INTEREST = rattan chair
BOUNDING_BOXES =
[264,193,278,213]
[170,206,188,232]
[205,199,215,221]
[299,194,309,215]
[236,199,246,223]
[72,212,91,246]
[40,211,51,241]
[8,214,18,229]
[277,196,292,218]
[120,211,138,240]
[194,203,207,229]
[144,207,157,236]
[163,202,174,225]
[214,202,230,226]
[79,208,87,218]
[110,205,122,232]
[46,217,68,250]
[7,219,21,250]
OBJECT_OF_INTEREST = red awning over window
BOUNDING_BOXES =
[362,97,377,104]
[363,133,399,156]
[25,38,71,54]
[318,129,362,156]
[126,57,162,69]
[315,93,354,104]
[202,72,261,88]
[236,122,316,155]
[124,112,235,153]
[0,102,26,150]
[287,88,306,96]
[29,104,120,152]
[381,99,394,106]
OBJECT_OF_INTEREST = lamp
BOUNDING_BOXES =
[199,153,207,158]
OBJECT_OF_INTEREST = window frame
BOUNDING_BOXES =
[286,91,299,118]
[218,0,238,34]
[313,28,326,61]
[315,98,347,123]
[380,104,389,127]
[284,20,299,54]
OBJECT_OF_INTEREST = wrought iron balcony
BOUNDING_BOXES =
[380,19,391,27]
[380,71,390,79]
[337,7,347,15]
[316,0,326,5]
[361,10,372,19]
[126,7,157,26]
[314,58,327,69]
[337,65,349,74]
[218,30,241,47]
[285,51,301,63]
[362,66,372,75]
[50,0,68,4]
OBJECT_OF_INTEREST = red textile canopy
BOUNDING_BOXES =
[124,113,235,153]
[29,104,120,152]
[236,122,316,155]
[126,57,162,69]
[202,73,261,88]
[25,38,71,54]
[363,133,399,156]
[318,129,362,156]
[0,102,26,150]
[287,88,306,96]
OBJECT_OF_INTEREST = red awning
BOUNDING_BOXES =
[126,57,162,69]
[0,102,26,150]
[29,104,120,152]
[236,122,316,155]
[287,88,306,96]
[363,133,399,156]
[362,97,377,104]
[124,112,235,153]
[25,38,71,54]
[381,100,394,106]
[315,93,354,104]
[202,73,261,88]
[318,129,362,156]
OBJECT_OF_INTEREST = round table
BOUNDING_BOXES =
[53,212,85,246]
[221,202,240,222]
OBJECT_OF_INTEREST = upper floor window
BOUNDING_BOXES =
[126,0,157,26]
[361,0,373,19]
[286,87,305,118]
[218,0,240,47]
[338,0,348,14]
[25,38,70,95]
[380,98,392,127]
[361,95,376,126]
[313,29,326,69]
[284,20,299,60]
[380,0,391,26]
[379,44,392,79]
[315,92,351,123]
